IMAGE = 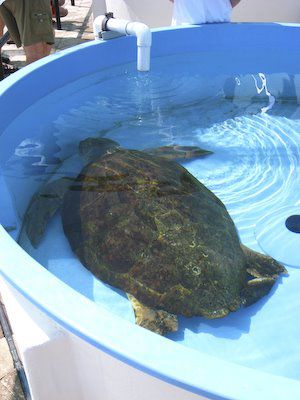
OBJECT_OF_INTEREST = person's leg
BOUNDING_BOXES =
[0,9,19,78]
[23,42,52,64]
[22,0,54,63]
[0,15,9,64]
[0,15,5,36]
[4,0,54,64]
[0,3,22,47]
[50,0,68,18]
[58,0,68,16]
[0,15,5,80]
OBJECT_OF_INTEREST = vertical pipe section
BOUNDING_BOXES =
[124,21,152,72]
[93,15,152,71]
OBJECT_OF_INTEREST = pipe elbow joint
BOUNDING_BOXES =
[126,22,152,47]
[92,15,152,71]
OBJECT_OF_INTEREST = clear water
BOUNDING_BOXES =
[1,53,300,380]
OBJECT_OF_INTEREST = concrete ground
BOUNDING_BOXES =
[0,299,25,400]
[0,1,94,398]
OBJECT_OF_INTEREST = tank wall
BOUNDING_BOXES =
[69,333,208,400]
[0,279,208,400]
[2,24,300,400]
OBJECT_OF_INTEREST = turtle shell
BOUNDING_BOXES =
[62,148,247,318]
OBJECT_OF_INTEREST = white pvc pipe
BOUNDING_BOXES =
[93,15,152,71]
[125,21,152,71]
[93,15,106,39]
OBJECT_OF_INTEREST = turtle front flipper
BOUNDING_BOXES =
[144,145,213,160]
[19,177,73,248]
[127,294,178,335]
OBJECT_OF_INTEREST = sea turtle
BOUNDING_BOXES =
[21,138,287,335]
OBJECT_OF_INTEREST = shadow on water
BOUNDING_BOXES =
[51,261,133,321]
[32,213,134,320]
[55,261,129,303]
[167,277,284,342]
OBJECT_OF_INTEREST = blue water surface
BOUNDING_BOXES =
[1,52,300,380]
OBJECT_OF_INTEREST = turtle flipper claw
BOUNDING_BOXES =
[242,277,276,306]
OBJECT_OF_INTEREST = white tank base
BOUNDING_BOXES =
[0,278,208,400]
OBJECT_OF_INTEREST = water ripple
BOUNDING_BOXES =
[191,112,300,256]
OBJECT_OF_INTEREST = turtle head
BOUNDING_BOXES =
[78,138,120,163]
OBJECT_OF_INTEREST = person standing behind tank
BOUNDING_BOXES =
[169,0,241,25]
[0,0,54,64]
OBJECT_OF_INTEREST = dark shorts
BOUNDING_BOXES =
[0,0,54,48]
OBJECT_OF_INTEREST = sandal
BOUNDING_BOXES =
[2,62,19,78]
[1,55,10,64]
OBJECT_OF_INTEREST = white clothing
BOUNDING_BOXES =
[172,0,232,26]
[0,0,5,5]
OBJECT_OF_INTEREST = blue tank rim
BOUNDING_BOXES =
[1,23,300,400]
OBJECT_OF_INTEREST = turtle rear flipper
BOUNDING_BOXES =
[127,294,178,335]
[19,177,73,248]
[241,244,288,278]
[241,245,287,306]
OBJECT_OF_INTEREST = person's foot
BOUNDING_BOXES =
[2,62,19,79]
[1,54,10,64]
[51,1,68,18]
